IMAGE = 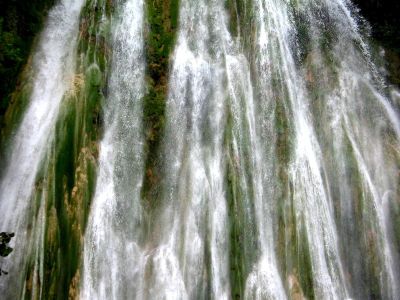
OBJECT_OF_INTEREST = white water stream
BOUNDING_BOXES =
[0,0,83,297]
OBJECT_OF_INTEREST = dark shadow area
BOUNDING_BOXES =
[353,0,400,86]
[0,232,14,276]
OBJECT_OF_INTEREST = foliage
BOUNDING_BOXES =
[0,232,14,276]
[34,1,110,298]
[0,0,55,126]
[141,0,179,206]
[0,232,14,258]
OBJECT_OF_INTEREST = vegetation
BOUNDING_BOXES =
[19,1,111,298]
[0,0,56,126]
[225,114,246,300]
[141,0,179,207]
[0,232,14,258]
[0,232,14,276]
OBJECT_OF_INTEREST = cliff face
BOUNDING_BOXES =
[1,0,399,126]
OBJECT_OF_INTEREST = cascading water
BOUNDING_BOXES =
[142,1,235,298]
[0,0,83,297]
[249,0,350,298]
[81,0,146,298]
[0,0,399,299]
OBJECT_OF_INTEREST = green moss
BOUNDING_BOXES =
[225,0,253,51]
[279,179,315,299]
[225,0,239,38]
[291,9,311,65]
[341,133,387,298]
[390,199,400,255]
[274,91,294,283]
[283,194,315,299]
[275,97,292,167]
[225,112,245,300]
[364,230,382,298]
[37,1,112,297]
[296,225,315,299]
[86,64,102,87]
[0,81,32,155]
[141,0,179,208]
[0,2,111,297]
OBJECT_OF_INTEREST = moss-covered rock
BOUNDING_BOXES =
[141,0,179,207]
[20,1,112,298]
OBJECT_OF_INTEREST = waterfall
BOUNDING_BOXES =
[0,0,399,299]
[81,0,146,298]
[143,0,234,298]
[0,0,83,297]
